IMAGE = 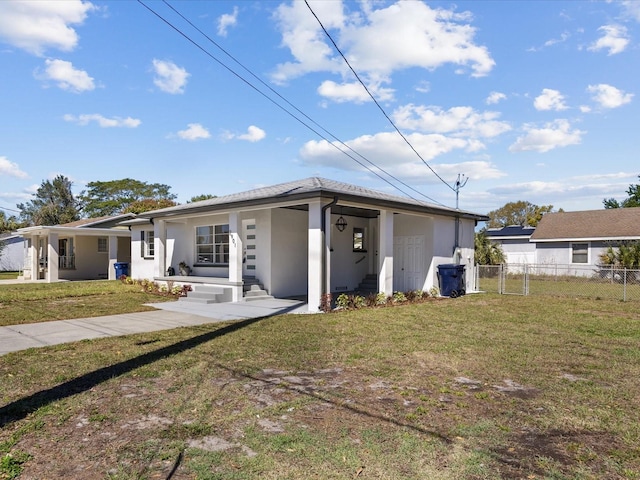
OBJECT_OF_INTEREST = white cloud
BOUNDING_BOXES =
[0,156,28,179]
[621,1,640,22]
[299,131,505,183]
[39,59,95,93]
[223,125,267,142]
[272,1,494,88]
[509,119,585,153]
[177,123,211,141]
[152,59,190,94]
[486,91,506,105]
[588,24,629,55]
[237,125,266,142]
[533,88,568,111]
[0,0,95,56]
[317,80,394,103]
[217,6,238,37]
[392,104,511,138]
[587,83,633,109]
[63,114,141,128]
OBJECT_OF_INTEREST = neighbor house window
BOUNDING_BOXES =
[571,243,588,264]
[141,230,154,258]
[97,237,108,253]
[353,227,366,252]
[196,224,229,264]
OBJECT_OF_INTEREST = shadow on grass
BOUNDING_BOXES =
[0,316,266,428]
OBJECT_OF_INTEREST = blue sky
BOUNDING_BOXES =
[0,0,638,218]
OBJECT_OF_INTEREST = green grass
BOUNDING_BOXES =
[0,280,176,326]
[1,293,639,478]
[0,271,19,280]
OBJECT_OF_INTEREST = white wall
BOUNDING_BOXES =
[131,226,155,280]
[270,208,308,298]
[0,237,24,271]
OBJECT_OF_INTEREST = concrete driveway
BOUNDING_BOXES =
[0,298,308,356]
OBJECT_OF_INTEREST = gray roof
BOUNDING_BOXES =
[136,177,488,221]
[531,207,640,241]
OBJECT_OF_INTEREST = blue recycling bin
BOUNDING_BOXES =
[437,264,466,298]
[114,262,129,278]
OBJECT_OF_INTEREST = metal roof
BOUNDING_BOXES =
[134,177,488,221]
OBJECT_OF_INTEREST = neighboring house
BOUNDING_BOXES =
[123,177,488,312]
[0,233,24,271]
[485,225,536,266]
[530,207,640,275]
[16,214,133,282]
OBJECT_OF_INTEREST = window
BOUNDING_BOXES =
[353,227,366,252]
[571,243,588,264]
[196,224,229,265]
[97,237,108,253]
[141,230,154,258]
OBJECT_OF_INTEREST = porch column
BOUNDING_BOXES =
[108,235,118,280]
[228,212,243,302]
[46,233,59,283]
[155,220,166,278]
[378,209,394,296]
[30,235,39,280]
[324,206,332,296]
[308,200,323,312]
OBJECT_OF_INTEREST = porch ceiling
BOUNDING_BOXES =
[282,204,379,219]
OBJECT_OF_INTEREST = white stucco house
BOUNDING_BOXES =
[16,214,133,282]
[124,177,488,312]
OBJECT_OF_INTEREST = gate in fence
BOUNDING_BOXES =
[475,263,640,302]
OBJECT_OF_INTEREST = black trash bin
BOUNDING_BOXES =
[437,264,466,298]
[114,262,129,278]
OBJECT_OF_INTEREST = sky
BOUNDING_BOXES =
[0,0,639,220]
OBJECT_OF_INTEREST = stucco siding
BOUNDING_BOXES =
[0,237,24,271]
[270,208,308,298]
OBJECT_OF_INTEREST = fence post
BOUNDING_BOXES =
[624,268,627,302]
[524,264,529,296]
[499,264,503,294]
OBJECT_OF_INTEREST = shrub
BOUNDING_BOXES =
[392,291,407,303]
[319,293,332,313]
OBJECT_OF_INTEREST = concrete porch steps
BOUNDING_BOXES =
[242,277,273,301]
[356,274,378,295]
[179,285,229,304]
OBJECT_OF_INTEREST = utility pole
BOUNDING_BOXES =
[453,173,468,263]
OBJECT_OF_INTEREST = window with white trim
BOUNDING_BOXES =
[571,243,588,264]
[97,237,108,253]
[141,230,154,258]
[196,224,229,265]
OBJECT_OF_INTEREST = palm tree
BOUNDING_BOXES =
[474,231,505,265]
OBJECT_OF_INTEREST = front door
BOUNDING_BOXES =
[242,219,257,278]
[394,235,425,292]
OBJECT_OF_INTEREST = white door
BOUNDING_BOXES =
[394,235,425,292]
[242,219,256,277]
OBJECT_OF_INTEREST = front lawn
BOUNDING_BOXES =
[1,294,639,479]
[0,280,176,326]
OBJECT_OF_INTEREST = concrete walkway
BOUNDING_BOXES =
[0,298,308,356]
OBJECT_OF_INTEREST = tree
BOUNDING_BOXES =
[122,198,178,214]
[79,178,177,217]
[187,194,217,203]
[486,201,556,228]
[599,241,640,268]
[603,175,640,209]
[17,175,80,226]
[0,211,25,233]
[474,231,505,265]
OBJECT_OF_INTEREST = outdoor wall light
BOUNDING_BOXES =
[335,215,348,232]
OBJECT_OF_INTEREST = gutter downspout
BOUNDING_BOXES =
[321,196,339,298]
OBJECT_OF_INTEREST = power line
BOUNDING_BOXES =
[304,0,456,193]
[138,1,447,207]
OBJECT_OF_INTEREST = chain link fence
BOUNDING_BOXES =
[474,264,640,302]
